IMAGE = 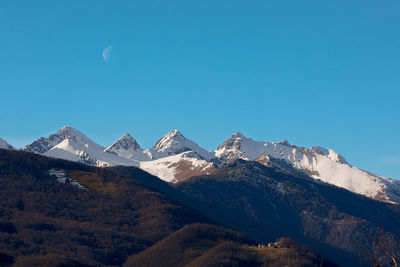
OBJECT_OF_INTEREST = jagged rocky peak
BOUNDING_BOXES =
[25,126,95,154]
[104,132,150,161]
[150,129,211,159]
[56,126,92,143]
[105,133,141,152]
[214,132,254,162]
[217,132,249,150]
[58,125,73,133]
[231,132,249,140]
[152,129,185,151]
[279,139,291,146]
[152,129,190,152]
[0,137,14,150]
[232,131,247,139]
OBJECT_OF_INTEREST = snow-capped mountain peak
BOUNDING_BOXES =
[18,126,400,203]
[25,126,97,154]
[150,130,212,160]
[104,133,150,161]
[0,138,14,150]
[232,131,247,139]
[215,132,255,161]
[215,133,400,203]
[152,129,184,151]
[216,132,248,150]
[25,126,139,167]
[106,133,141,152]
[56,126,98,147]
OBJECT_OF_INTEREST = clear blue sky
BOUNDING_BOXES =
[1,1,399,178]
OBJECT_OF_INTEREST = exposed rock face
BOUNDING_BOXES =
[104,133,150,161]
[25,126,92,154]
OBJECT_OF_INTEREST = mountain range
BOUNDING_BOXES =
[2,126,400,204]
[1,129,400,266]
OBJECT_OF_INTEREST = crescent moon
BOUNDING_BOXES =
[102,46,113,62]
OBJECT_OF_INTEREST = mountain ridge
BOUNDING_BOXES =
[17,126,400,204]
[215,132,400,203]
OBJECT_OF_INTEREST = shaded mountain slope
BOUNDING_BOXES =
[125,223,336,267]
[176,160,400,266]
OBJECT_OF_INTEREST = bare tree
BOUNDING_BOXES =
[359,228,400,267]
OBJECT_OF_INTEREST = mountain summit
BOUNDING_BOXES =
[25,126,93,154]
[150,130,211,160]
[215,132,253,161]
[25,126,139,167]
[105,133,150,161]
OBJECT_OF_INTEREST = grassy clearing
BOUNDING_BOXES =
[246,245,281,256]
[67,170,117,194]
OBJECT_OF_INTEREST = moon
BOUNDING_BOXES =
[102,46,113,62]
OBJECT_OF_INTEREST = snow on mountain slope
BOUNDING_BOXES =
[49,168,86,190]
[104,133,150,161]
[46,138,139,167]
[0,138,14,150]
[215,132,400,203]
[140,151,215,183]
[24,127,214,180]
[148,130,213,160]
[27,126,139,167]
[25,126,93,154]
[22,127,400,203]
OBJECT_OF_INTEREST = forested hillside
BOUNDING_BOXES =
[0,149,335,266]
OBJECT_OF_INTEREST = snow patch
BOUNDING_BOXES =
[48,168,86,190]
